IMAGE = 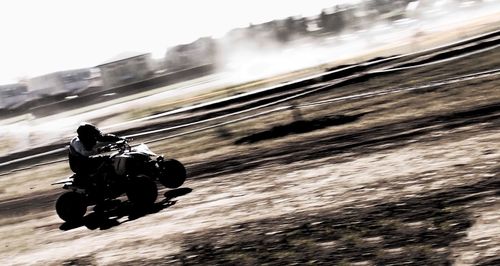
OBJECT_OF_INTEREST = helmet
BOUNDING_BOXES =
[77,122,102,149]
[77,122,101,139]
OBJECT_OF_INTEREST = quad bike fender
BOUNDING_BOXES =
[51,175,76,186]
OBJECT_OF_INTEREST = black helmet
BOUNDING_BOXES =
[77,122,101,138]
[77,122,102,149]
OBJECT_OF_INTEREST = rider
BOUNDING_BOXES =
[68,122,123,188]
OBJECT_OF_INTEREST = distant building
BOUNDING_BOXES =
[274,16,309,42]
[223,17,309,47]
[249,20,279,40]
[27,68,94,98]
[97,52,155,89]
[364,0,414,21]
[164,37,217,72]
[224,27,252,43]
[0,83,29,110]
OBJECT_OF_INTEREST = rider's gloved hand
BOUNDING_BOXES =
[98,146,111,153]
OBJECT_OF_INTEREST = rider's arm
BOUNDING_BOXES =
[94,134,125,153]
[98,133,123,143]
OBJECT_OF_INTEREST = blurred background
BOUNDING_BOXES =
[0,0,499,155]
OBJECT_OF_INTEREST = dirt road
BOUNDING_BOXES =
[1,43,499,266]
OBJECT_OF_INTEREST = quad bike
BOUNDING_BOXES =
[52,139,186,223]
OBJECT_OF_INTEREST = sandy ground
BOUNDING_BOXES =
[2,125,498,265]
[0,38,499,265]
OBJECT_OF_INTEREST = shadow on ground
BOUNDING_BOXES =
[130,173,499,265]
[235,113,365,144]
[59,187,192,231]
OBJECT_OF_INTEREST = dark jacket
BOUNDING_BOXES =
[68,133,121,174]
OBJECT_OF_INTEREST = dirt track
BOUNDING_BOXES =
[1,44,500,265]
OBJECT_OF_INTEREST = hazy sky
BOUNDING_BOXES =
[0,0,357,84]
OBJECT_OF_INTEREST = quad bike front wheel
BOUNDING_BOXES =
[158,159,187,189]
[55,191,87,223]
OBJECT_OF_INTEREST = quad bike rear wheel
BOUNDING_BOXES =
[55,191,87,223]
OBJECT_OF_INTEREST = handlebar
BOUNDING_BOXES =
[97,138,131,153]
